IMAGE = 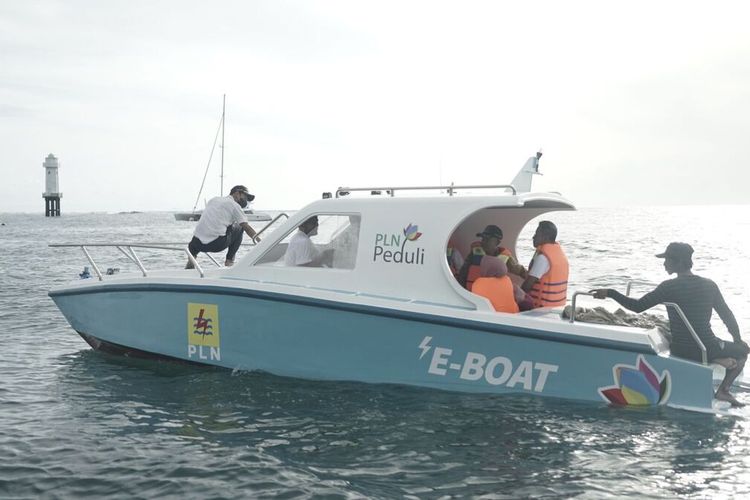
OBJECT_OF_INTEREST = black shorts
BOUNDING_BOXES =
[707,339,750,362]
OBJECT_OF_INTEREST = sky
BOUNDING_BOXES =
[1,0,749,213]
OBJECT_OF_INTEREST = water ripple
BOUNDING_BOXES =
[2,209,750,498]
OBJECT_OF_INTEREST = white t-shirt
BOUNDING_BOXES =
[528,253,550,279]
[193,196,248,244]
[284,230,320,266]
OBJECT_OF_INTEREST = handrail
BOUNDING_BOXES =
[116,245,138,265]
[49,218,292,281]
[625,279,653,296]
[53,242,198,247]
[127,246,147,277]
[335,184,517,198]
[49,243,210,280]
[663,302,708,365]
[204,253,221,267]
[80,246,103,281]
[47,216,292,282]
[569,289,708,366]
[255,212,289,239]
[569,291,596,323]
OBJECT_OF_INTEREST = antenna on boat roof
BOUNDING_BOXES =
[510,150,543,193]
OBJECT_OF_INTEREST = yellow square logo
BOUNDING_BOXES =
[187,303,220,347]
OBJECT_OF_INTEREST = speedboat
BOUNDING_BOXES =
[49,155,720,413]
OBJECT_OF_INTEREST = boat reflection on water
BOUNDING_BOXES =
[55,347,744,498]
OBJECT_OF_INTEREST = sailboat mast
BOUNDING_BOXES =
[220,94,226,196]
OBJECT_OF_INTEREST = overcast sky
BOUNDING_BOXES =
[2,0,749,213]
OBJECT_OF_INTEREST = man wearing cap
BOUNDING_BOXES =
[457,224,526,290]
[186,185,260,268]
[591,242,749,407]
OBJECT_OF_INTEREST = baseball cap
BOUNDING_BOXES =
[655,242,694,260]
[476,224,503,239]
[229,185,255,202]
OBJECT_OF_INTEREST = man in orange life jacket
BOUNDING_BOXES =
[457,224,527,290]
[521,221,569,309]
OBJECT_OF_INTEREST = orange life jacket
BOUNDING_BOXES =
[528,243,569,308]
[465,241,512,290]
[471,276,520,313]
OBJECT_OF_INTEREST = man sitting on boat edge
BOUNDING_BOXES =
[186,185,260,268]
[591,242,749,408]
[521,221,569,309]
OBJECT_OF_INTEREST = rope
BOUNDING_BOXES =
[563,305,671,339]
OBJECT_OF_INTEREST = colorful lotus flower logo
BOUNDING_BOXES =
[403,223,422,242]
[598,355,671,406]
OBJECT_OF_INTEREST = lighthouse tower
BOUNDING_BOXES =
[42,153,62,216]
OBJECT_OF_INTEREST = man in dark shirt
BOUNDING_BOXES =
[457,225,526,289]
[591,242,748,407]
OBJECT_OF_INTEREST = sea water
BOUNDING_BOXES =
[1,206,749,498]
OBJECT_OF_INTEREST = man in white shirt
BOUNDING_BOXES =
[521,220,569,309]
[186,185,260,268]
[284,216,334,267]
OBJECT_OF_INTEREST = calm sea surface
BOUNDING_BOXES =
[1,206,750,499]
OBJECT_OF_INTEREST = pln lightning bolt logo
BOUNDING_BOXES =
[187,303,219,348]
[418,336,433,359]
[193,308,213,338]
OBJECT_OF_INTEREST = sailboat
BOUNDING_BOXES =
[174,95,271,222]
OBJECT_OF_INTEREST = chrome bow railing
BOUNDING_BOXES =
[49,243,213,279]
[49,213,291,281]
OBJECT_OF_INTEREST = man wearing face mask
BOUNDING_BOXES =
[186,185,260,268]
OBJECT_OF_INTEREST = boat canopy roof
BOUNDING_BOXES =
[227,190,575,310]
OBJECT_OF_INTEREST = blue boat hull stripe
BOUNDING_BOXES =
[50,283,654,354]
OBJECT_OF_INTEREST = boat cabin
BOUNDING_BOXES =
[227,187,575,311]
